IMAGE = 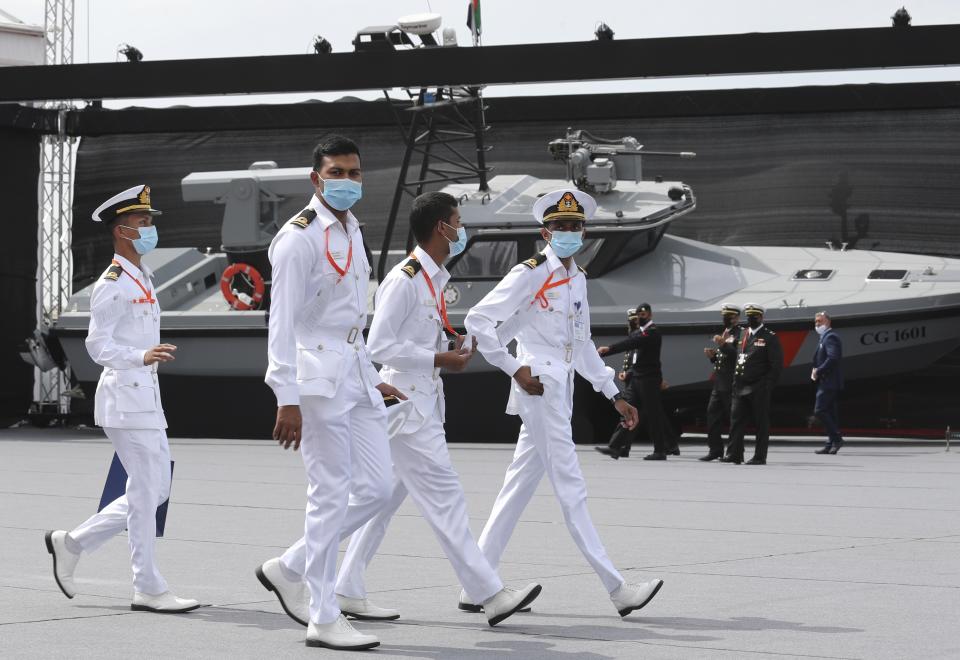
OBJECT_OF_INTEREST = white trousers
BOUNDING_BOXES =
[477,374,625,594]
[279,366,393,625]
[336,406,503,604]
[70,427,171,595]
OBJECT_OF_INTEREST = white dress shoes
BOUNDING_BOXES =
[458,588,534,614]
[306,615,379,650]
[336,594,400,620]
[44,530,80,599]
[610,579,664,617]
[131,591,201,613]
[256,558,308,626]
[482,583,542,627]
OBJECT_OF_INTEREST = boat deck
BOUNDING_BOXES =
[2,428,958,659]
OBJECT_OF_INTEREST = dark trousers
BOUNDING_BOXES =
[705,388,732,455]
[814,387,843,446]
[608,376,674,455]
[727,384,771,462]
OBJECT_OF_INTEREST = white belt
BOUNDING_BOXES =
[519,341,576,366]
[309,326,362,347]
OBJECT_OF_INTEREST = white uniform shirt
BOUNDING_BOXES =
[265,195,381,407]
[368,246,449,431]
[86,253,167,430]
[465,244,619,412]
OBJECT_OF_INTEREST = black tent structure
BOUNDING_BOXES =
[1,25,959,437]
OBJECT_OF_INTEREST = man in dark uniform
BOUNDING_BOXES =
[699,303,741,461]
[597,303,677,461]
[595,308,641,459]
[722,303,783,465]
[811,311,845,454]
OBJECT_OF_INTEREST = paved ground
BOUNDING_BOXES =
[1,427,958,659]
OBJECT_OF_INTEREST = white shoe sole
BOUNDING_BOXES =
[341,609,400,621]
[130,602,201,614]
[305,638,380,650]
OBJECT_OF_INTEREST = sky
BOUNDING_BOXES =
[3,0,960,107]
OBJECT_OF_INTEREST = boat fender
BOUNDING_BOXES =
[220,262,266,311]
[521,252,547,269]
[289,207,317,229]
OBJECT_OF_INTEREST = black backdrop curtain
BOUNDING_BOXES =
[71,103,960,287]
[0,128,39,424]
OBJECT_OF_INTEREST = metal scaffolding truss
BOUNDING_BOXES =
[377,86,491,280]
[34,0,76,421]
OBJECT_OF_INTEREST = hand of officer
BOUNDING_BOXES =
[704,347,717,358]
[614,399,639,430]
[597,346,610,356]
[712,334,724,346]
[435,346,473,373]
[375,382,408,400]
[660,379,670,390]
[513,366,543,396]
[810,367,818,381]
[617,371,626,382]
[274,405,302,450]
[143,344,177,365]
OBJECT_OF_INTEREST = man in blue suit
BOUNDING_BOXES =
[811,312,844,454]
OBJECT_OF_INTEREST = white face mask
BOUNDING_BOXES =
[815,324,828,336]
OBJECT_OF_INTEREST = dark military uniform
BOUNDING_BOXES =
[705,324,741,457]
[725,316,783,464]
[604,321,676,458]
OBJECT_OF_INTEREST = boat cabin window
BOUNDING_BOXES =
[867,269,908,281]
[449,237,520,279]
[608,227,665,271]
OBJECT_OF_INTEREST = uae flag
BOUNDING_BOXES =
[466,0,481,40]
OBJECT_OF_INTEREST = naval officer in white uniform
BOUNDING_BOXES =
[44,185,200,614]
[335,192,542,626]
[256,135,404,651]
[464,189,665,617]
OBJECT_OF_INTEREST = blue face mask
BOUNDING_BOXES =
[121,224,158,255]
[442,222,468,257]
[320,177,363,211]
[548,229,584,258]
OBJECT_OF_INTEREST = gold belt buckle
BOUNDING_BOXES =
[347,327,359,344]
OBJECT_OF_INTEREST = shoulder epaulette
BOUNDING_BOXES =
[103,263,122,282]
[289,207,317,229]
[520,252,548,269]
[400,257,423,279]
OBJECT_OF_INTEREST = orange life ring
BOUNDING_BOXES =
[220,262,265,310]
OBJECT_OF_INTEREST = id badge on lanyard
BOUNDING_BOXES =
[573,300,586,342]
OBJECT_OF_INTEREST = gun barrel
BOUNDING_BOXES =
[613,150,697,158]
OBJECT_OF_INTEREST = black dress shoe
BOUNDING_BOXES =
[719,456,742,464]
[668,448,681,456]
[643,452,667,461]
[814,446,832,455]
[698,453,722,462]
[595,446,620,460]
[745,457,766,465]
[829,440,844,454]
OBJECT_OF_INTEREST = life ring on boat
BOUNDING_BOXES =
[220,262,265,310]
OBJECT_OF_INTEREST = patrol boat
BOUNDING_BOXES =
[49,131,960,437]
